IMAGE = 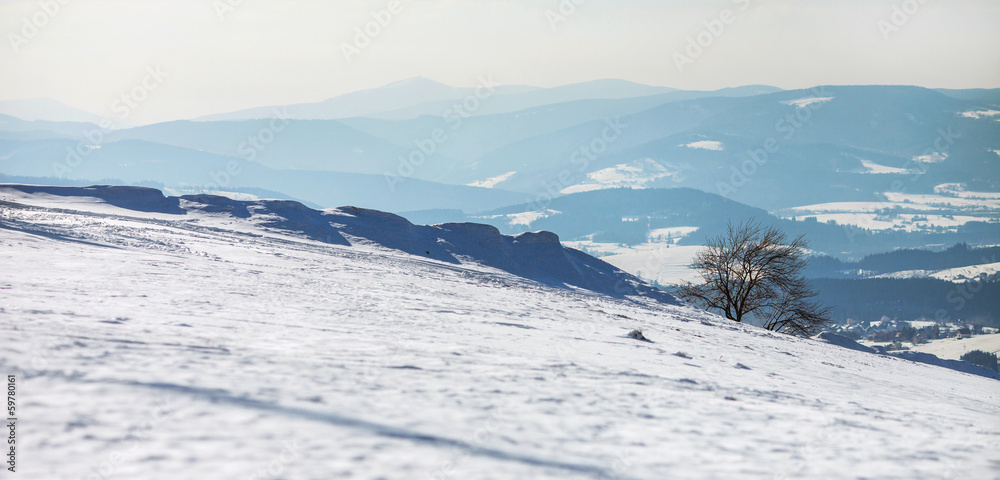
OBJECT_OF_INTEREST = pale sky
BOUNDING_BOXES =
[2,0,998,124]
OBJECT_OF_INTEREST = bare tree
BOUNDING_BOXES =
[676,220,831,336]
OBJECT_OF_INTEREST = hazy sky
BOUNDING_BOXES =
[2,0,998,124]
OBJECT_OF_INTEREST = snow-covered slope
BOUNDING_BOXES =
[0,185,669,302]
[1,185,998,479]
[872,262,1000,283]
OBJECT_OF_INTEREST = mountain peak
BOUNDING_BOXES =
[380,76,453,90]
[0,98,105,124]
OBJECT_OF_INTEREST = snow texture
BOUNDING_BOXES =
[1,185,999,480]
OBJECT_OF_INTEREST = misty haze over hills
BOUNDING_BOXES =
[5,76,998,329]
[2,78,997,224]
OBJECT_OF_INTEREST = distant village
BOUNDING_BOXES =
[833,317,1000,351]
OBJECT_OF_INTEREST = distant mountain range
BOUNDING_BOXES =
[0,98,107,124]
[0,136,524,213]
[459,85,1000,209]
[1,80,997,258]
[400,188,1000,259]
[194,77,687,122]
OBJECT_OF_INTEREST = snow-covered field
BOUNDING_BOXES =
[875,262,1000,282]
[478,208,561,228]
[647,227,700,244]
[785,213,986,232]
[960,109,1000,120]
[930,262,1000,282]
[909,335,1000,361]
[934,184,1000,200]
[468,171,517,189]
[780,97,834,108]
[561,238,704,286]
[787,195,1000,214]
[560,159,680,195]
[680,141,724,151]
[854,159,918,175]
[1,186,999,479]
[883,192,1000,210]
[780,190,1000,233]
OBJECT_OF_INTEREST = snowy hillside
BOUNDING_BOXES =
[873,262,1000,283]
[1,185,998,479]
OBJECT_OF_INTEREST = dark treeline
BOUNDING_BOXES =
[811,277,1000,326]
[806,243,1000,278]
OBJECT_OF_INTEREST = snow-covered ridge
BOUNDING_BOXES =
[873,262,1000,283]
[467,171,517,189]
[0,184,674,303]
[680,140,724,151]
[911,152,948,164]
[960,109,1000,120]
[476,208,561,228]
[780,97,833,108]
[854,159,918,175]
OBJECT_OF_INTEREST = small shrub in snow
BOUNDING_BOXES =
[628,329,647,341]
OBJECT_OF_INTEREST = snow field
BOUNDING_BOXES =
[1,194,998,479]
